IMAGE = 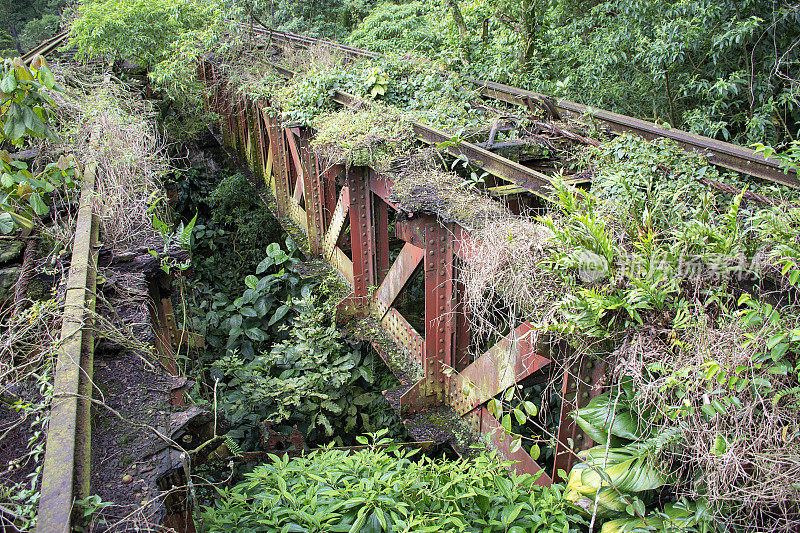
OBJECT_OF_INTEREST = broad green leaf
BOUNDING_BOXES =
[0,73,16,93]
[268,304,290,326]
[0,211,14,233]
[29,193,48,215]
[39,64,55,89]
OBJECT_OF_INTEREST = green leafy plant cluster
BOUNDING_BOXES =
[347,1,442,55]
[1,56,77,233]
[459,134,799,529]
[70,0,230,97]
[203,431,584,532]
[347,0,798,147]
[175,169,300,363]
[255,51,483,132]
[312,106,414,168]
[173,165,401,454]
[212,280,402,444]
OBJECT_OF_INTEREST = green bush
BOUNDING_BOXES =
[348,2,442,55]
[212,285,403,444]
[203,432,584,532]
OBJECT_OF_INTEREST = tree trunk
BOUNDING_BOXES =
[449,0,468,36]
[521,0,544,66]
[9,22,24,55]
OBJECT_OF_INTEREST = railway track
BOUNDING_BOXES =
[36,139,99,533]
[21,31,69,65]
[239,22,799,188]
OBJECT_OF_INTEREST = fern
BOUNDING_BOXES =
[224,435,242,458]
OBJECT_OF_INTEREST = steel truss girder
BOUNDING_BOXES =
[199,63,606,484]
[450,322,551,416]
[552,356,607,480]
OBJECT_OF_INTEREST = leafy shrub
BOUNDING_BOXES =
[348,1,443,55]
[203,432,583,532]
[70,0,229,96]
[190,171,283,290]
[0,56,78,233]
[212,283,402,444]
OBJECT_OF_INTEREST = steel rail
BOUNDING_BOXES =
[468,78,799,187]
[22,30,69,65]
[37,141,99,532]
[236,22,376,59]
[268,63,561,198]
[245,24,798,187]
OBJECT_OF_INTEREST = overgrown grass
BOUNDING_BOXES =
[312,106,414,170]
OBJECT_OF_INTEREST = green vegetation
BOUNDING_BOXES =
[1,56,77,234]
[70,0,228,96]
[7,1,800,532]
[213,284,402,442]
[171,164,403,457]
[348,0,799,147]
[462,135,800,529]
[312,107,414,168]
[347,1,441,55]
[204,431,583,532]
[0,0,67,57]
[245,0,377,38]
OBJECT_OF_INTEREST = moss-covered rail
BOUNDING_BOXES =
[36,135,100,533]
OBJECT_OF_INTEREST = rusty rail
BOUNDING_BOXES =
[200,60,607,484]
[468,78,799,187]
[242,23,798,187]
[22,31,69,65]
[37,141,100,532]
[269,63,567,199]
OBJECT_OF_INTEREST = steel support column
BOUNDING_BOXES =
[300,128,324,255]
[347,167,376,304]
[422,218,455,402]
[265,111,290,217]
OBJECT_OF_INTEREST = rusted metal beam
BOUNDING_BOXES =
[322,186,350,259]
[466,406,552,485]
[450,322,550,416]
[375,196,390,284]
[453,275,471,373]
[469,78,799,187]
[38,149,99,532]
[264,110,291,216]
[369,172,401,210]
[552,356,607,481]
[422,219,455,402]
[299,128,324,253]
[22,30,69,64]
[381,307,424,364]
[373,243,425,316]
[347,167,376,302]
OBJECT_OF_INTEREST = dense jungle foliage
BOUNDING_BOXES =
[4,0,799,531]
[0,0,68,57]
[168,163,406,452]
[347,0,800,147]
[57,0,800,148]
